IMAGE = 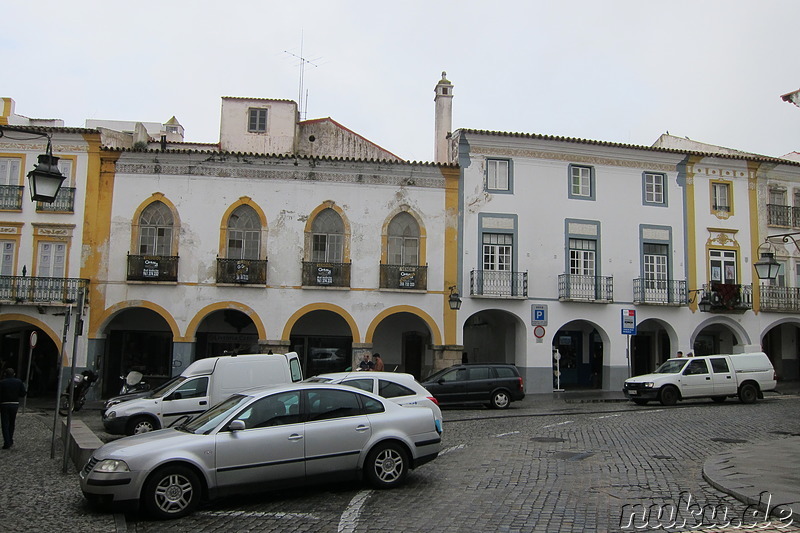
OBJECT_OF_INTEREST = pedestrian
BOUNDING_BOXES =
[676,351,684,358]
[0,368,27,450]
[373,353,384,372]
[686,352,694,357]
[358,354,374,371]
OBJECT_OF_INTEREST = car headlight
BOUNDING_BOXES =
[93,459,130,473]
[105,411,116,419]
[105,399,122,409]
[644,382,654,388]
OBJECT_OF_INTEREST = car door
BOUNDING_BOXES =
[465,366,494,403]
[214,390,304,489]
[303,388,372,478]
[160,376,210,427]
[426,368,468,404]
[679,359,714,397]
[709,357,737,396]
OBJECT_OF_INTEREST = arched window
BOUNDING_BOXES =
[387,212,420,265]
[227,205,261,259]
[138,201,174,256]
[311,208,344,263]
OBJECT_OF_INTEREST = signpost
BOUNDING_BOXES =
[621,309,637,378]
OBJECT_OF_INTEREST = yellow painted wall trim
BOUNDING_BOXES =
[0,313,62,353]
[442,166,461,342]
[379,205,428,266]
[281,302,361,343]
[217,197,269,257]
[185,301,267,341]
[749,161,762,312]
[365,305,442,346]
[303,201,351,261]
[93,300,183,341]
[129,193,181,254]
[686,156,700,311]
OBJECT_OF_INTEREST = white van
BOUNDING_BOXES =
[102,352,303,435]
[623,352,777,406]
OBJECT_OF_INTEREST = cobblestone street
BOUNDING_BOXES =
[3,395,799,532]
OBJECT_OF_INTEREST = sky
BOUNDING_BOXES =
[3,1,800,163]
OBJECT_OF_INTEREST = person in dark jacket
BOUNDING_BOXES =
[0,368,27,449]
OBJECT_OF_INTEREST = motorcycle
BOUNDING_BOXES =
[58,370,98,415]
[119,370,150,395]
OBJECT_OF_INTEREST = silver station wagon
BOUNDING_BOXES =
[80,382,442,519]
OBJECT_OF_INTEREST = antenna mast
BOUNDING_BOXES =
[284,33,320,120]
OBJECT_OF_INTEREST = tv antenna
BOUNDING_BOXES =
[284,33,321,120]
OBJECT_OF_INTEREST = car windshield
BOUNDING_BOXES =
[180,394,252,435]
[149,376,184,397]
[304,376,333,383]
[653,360,688,374]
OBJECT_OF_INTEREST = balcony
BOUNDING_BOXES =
[470,270,528,298]
[0,276,88,305]
[127,254,179,282]
[632,278,686,306]
[703,282,752,312]
[380,264,427,290]
[767,204,792,227]
[558,274,613,302]
[759,285,800,312]
[302,261,351,288]
[0,185,24,210]
[36,187,76,213]
[216,258,267,285]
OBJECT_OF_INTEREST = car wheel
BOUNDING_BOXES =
[489,390,511,409]
[632,399,649,406]
[739,383,758,404]
[127,416,159,436]
[711,396,726,403]
[58,394,70,416]
[142,465,201,519]
[659,386,679,406]
[365,442,409,489]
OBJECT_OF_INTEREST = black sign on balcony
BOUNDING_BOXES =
[143,259,160,279]
[316,266,334,285]
[399,270,416,288]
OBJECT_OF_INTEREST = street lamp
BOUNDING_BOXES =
[753,233,800,281]
[688,289,713,312]
[0,126,65,203]
[448,285,462,310]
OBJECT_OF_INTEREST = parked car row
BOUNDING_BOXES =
[83,357,524,520]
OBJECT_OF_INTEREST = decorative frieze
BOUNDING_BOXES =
[471,146,675,172]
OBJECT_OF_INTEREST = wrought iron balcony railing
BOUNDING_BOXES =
[767,203,792,227]
[0,276,88,305]
[127,254,179,282]
[702,282,752,311]
[632,278,686,306]
[216,258,267,284]
[380,264,427,290]
[558,274,614,302]
[36,186,76,212]
[759,285,800,312]
[0,185,24,210]
[793,207,800,229]
[470,270,528,298]
[302,261,351,288]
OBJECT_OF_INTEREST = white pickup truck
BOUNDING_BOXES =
[623,352,777,406]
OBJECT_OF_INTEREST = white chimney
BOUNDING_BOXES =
[434,72,453,163]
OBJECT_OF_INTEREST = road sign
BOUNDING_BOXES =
[533,325,546,338]
[531,304,547,326]
[30,331,38,348]
[621,309,637,335]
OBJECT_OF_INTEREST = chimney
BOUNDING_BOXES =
[434,72,454,163]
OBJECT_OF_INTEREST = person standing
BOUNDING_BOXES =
[358,354,374,371]
[373,353,385,372]
[0,368,26,450]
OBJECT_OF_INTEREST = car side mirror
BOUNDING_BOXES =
[166,391,183,401]
[438,379,446,385]
[229,420,246,431]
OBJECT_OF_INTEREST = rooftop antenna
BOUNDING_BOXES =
[284,32,320,120]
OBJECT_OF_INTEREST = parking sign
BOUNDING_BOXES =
[531,304,547,326]
[621,309,637,335]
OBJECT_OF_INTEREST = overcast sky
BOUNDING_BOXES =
[4,1,799,162]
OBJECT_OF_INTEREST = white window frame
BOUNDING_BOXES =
[0,157,21,186]
[248,108,268,133]
[643,172,666,205]
[569,165,594,200]
[709,249,736,283]
[569,238,596,276]
[712,182,731,212]
[482,233,512,271]
[0,240,15,276]
[486,159,510,192]
[37,241,66,278]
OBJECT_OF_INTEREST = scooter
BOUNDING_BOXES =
[58,370,98,415]
[119,370,149,395]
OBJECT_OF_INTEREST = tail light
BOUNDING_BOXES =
[517,377,524,392]
[774,371,777,381]
[427,396,439,406]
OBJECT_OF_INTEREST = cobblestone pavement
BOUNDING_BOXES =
[3,394,800,532]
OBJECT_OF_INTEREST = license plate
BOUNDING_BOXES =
[628,390,638,395]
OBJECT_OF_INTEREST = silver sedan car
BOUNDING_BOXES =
[80,382,442,519]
